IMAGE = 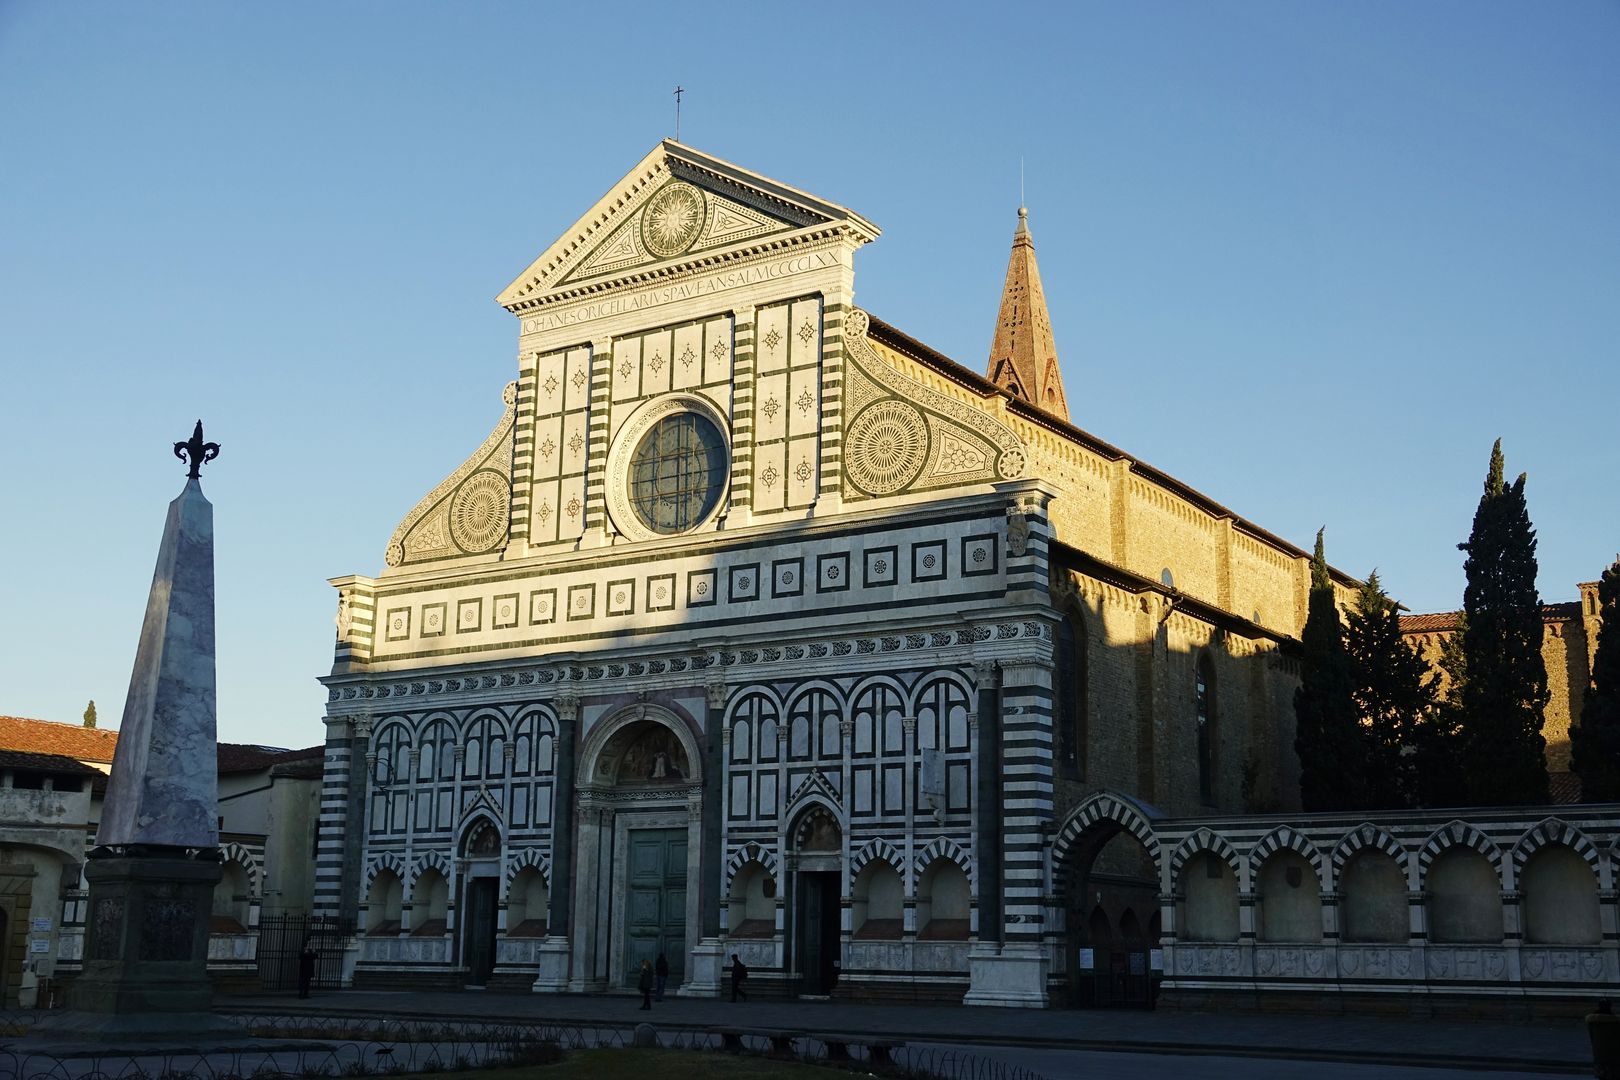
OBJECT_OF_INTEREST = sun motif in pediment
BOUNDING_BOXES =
[641,181,706,259]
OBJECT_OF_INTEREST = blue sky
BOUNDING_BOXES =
[2,2,1615,750]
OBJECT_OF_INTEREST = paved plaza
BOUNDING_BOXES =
[220,990,1591,1074]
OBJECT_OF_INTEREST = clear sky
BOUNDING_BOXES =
[1,2,1615,751]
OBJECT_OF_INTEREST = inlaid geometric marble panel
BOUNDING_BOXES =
[686,569,716,608]
[911,540,947,583]
[646,574,676,613]
[492,593,520,630]
[961,534,998,577]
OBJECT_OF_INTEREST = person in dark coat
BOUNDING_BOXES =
[654,953,669,1001]
[729,953,748,1002]
[638,958,654,1010]
[297,943,318,999]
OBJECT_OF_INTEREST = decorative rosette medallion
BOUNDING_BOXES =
[845,399,930,496]
[448,470,510,554]
[640,181,707,259]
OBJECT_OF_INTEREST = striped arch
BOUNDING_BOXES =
[906,670,974,714]
[1417,820,1504,885]
[504,848,552,890]
[850,837,905,879]
[1511,817,1602,878]
[219,841,263,893]
[364,852,406,888]
[725,843,781,890]
[458,801,503,843]
[914,836,974,891]
[848,672,911,706]
[1169,829,1241,884]
[370,717,413,744]
[1248,825,1325,887]
[783,678,850,715]
[724,684,786,722]
[460,707,511,740]
[409,850,452,890]
[1330,823,1411,887]
[1052,792,1161,873]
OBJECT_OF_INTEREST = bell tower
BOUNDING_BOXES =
[986,207,1070,421]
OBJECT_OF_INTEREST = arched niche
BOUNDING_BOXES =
[580,705,703,789]
[462,818,502,859]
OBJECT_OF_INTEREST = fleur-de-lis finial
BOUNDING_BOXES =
[173,420,221,479]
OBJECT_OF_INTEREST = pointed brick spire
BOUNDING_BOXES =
[987,206,1069,420]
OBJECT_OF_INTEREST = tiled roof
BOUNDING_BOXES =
[1399,612,1461,634]
[217,743,324,775]
[0,748,103,776]
[0,716,120,763]
[1401,602,1586,636]
[0,717,322,778]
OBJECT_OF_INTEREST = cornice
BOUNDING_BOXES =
[503,226,864,316]
[320,614,1054,712]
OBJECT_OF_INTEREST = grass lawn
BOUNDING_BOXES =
[408,1047,837,1079]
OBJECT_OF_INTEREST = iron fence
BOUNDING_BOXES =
[0,1010,1053,1080]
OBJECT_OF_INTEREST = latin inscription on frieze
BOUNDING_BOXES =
[522,250,839,333]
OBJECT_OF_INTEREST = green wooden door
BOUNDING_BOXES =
[625,828,686,987]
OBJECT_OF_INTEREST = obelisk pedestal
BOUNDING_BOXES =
[38,424,241,1040]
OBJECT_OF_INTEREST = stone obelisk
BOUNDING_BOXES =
[41,423,240,1039]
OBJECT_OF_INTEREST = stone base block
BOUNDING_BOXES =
[677,938,724,998]
[963,943,1049,1008]
[67,854,224,1020]
[532,936,570,993]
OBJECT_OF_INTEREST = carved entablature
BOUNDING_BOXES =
[841,309,1026,500]
[384,383,517,570]
[498,141,879,316]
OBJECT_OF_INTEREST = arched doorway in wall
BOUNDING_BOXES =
[460,818,502,986]
[572,705,703,993]
[1052,796,1162,1009]
[787,804,842,997]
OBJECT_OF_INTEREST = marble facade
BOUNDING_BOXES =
[313,141,1614,1010]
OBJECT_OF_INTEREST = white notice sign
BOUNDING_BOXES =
[29,938,50,954]
[1078,948,1094,969]
[30,917,51,932]
[1150,948,1164,972]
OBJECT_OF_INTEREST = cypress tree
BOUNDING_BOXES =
[1346,572,1431,809]
[1571,560,1620,801]
[82,699,97,729]
[1294,530,1364,810]
[1455,440,1550,805]
[1415,622,1471,807]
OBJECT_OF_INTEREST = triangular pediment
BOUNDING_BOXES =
[497,141,879,310]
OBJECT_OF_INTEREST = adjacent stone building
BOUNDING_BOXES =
[1403,578,1604,802]
[0,715,322,1003]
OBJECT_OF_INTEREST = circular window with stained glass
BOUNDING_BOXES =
[627,410,728,535]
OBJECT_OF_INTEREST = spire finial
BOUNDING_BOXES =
[173,420,221,479]
[986,203,1068,420]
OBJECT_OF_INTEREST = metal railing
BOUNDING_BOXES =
[0,1010,1053,1080]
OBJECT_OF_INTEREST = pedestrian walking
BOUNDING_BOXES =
[654,952,669,1001]
[729,953,748,1002]
[297,942,318,999]
[638,958,654,1010]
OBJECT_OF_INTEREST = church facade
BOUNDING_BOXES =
[314,143,1615,1008]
